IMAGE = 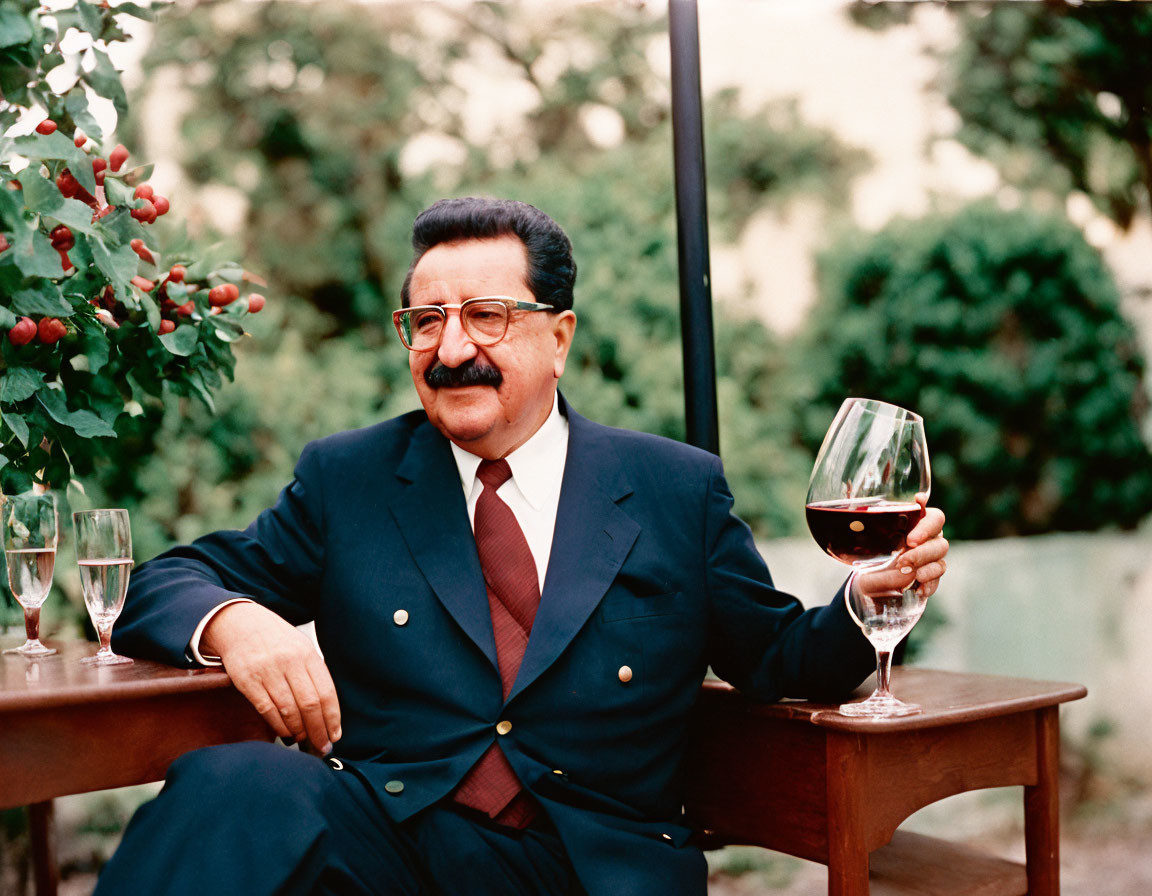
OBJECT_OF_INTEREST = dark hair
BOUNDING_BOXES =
[400,198,577,311]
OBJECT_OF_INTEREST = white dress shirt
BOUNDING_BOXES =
[189,394,569,664]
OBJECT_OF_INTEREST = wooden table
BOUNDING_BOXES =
[3,639,1085,896]
[684,667,1087,896]
[0,637,272,895]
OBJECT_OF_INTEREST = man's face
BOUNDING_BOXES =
[407,235,577,459]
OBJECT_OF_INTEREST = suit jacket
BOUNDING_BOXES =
[114,399,875,896]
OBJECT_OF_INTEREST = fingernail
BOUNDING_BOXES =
[900,566,914,575]
[333,727,342,742]
[322,742,333,755]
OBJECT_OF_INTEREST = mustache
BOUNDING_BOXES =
[424,359,503,389]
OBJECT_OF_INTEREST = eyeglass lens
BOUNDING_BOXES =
[402,301,509,349]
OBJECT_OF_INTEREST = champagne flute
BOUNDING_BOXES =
[73,509,134,666]
[2,492,59,657]
[806,397,931,717]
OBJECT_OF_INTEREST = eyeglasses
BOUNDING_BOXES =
[392,296,555,352]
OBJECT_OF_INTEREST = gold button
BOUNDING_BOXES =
[496,720,512,735]
[393,609,409,626]
[618,665,633,683]
[385,780,404,794]
[552,769,564,776]
[661,833,673,842]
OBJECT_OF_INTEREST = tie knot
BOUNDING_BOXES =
[477,458,513,491]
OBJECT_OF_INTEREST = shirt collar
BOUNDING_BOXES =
[449,394,568,510]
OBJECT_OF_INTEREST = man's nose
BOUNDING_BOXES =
[436,313,479,368]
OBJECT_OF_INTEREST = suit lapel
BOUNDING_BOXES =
[509,408,639,701]
[387,421,498,671]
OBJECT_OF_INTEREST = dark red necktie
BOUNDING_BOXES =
[452,459,541,828]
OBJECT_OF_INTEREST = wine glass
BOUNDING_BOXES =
[806,397,931,717]
[2,492,59,657]
[73,509,134,666]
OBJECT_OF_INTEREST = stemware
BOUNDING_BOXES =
[73,509,134,666]
[806,397,931,717]
[2,492,59,657]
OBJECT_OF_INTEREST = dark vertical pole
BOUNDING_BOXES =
[669,0,720,456]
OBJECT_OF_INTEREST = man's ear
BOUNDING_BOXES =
[552,310,577,379]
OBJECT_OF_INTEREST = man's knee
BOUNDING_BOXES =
[164,741,325,817]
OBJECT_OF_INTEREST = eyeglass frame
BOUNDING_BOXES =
[392,295,557,352]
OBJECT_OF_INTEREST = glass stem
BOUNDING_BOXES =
[97,626,113,654]
[24,606,41,642]
[875,648,894,698]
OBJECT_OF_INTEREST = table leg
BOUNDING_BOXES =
[29,800,58,896]
[1024,706,1061,896]
[826,732,870,896]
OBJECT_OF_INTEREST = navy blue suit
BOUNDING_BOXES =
[110,401,874,895]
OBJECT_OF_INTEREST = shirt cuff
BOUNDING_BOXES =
[189,598,254,665]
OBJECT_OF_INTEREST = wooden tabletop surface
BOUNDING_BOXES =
[0,637,235,711]
[700,667,1088,732]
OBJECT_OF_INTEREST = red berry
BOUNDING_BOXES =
[208,284,240,307]
[74,131,87,148]
[246,293,266,313]
[35,120,57,135]
[129,238,155,265]
[130,199,156,224]
[134,183,154,200]
[109,144,129,172]
[8,317,36,346]
[95,309,119,329]
[58,249,73,272]
[0,234,9,253]
[50,224,73,247]
[151,195,170,216]
[92,157,107,186]
[158,319,176,335]
[168,264,186,283]
[37,318,66,344]
[176,301,195,317]
[56,170,79,198]
[131,276,155,293]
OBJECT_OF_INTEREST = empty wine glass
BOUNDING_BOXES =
[806,397,931,717]
[2,491,58,657]
[73,509,134,666]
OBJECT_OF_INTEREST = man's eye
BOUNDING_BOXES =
[412,311,442,330]
[468,308,502,322]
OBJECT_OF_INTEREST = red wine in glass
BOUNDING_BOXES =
[806,398,931,718]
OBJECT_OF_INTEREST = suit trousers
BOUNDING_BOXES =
[92,741,584,896]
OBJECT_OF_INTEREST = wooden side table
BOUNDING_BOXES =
[1,638,273,896]
[683,668,1087,896]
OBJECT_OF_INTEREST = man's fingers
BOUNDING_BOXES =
[234,675,294,740]
[285,664,335,753]
[907,507,945,546]
[305,653,342,745]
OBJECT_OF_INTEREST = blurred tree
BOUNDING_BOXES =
[110,0,868,542]
[800,202,1152,540]
[852,0,1152,231]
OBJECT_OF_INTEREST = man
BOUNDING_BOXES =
[98,198,948,896]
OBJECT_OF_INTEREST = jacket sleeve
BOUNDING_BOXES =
[703,454,876,701]
[111,441,326,667]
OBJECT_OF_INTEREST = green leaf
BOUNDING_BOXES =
[45,197,99,235]
[12,284,71,317]
[85,47,129,116]
[160,323,199,356]
[185,369,215,413]
[9,133,96,195]
[63,88,103,145]
[16,168,63,215]
[0,305,16,328]
[102,176,134,208]
[109,2,158,22]
[2,411,28,448]
[139,290,160,330]
[1,368,45,404]
[209,316,246,343]
[36,388,117,438]
[90,238,138,288]
[9,229,62,279]
[76,0,103,35]
[0,3,33,49]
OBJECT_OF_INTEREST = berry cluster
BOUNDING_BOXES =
[3,122,266,348]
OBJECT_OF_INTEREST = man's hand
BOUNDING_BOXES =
[202,602,341,754]
[855,496,948,599]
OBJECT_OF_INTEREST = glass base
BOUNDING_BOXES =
[3,640,57,657]
[81,652,133,666]
[839,690,921,718]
